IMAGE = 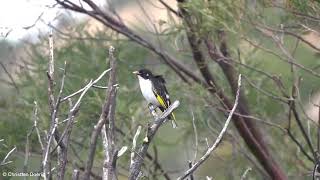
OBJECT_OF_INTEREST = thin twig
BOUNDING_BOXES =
[131,126,142,167]
[290,100,316,161]
[24,101,40,179]
[43,123,57,178]
[34,101,44,150]
[240,167,252,180]
[287,100,314,162]
[191,110,198,162]
[177,74,242,180]
[48,29,54,78]
[60,68,112,102]
[158,0,180,17]
[1,146,16,166]
[256,26,320,78]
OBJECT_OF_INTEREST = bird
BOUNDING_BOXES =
[133,69,178,128]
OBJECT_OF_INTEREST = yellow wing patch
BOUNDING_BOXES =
[156,94,167,108]
[155,92,177,126]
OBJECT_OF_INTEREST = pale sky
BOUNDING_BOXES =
[0,0,105,42]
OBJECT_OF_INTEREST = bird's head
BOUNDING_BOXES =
[133,69,153,79]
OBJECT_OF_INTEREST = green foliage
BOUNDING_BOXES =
[180,0,245,35]
[287,0,320,13]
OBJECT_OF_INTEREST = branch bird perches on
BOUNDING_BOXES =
[129,100,180,180]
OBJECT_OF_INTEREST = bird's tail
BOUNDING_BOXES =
[169,113,178,128]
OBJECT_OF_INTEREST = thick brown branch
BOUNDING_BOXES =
[55,0,204,85]
[178,1,287,179]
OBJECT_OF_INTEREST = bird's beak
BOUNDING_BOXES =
[133,71,139,75]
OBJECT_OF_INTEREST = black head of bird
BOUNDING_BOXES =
[132,69,153,79]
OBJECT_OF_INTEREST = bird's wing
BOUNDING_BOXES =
[152,76,177,123]
[152,77,170,109]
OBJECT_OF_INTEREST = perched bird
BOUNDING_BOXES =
[133,69,177,128]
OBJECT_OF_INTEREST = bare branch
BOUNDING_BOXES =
[240,167,252,180]
[263,25,320,52]
[256,26,320,78]
[287,100,316,162]
[288,99,317,161]
[1,146,16,166]
[131,126,142,167]
[84,46,118,180]
[158,0,180,17]
[116,128,171,180]
[24,101,42,177]
[43,122,57,178]
[191,110,198,162]
[177,74,241,180]
[34,102,44,150]
[101,46,118,180]
[56,74,94,180]
[43,29,57,180]
[51,66,109,154]
[128,100,180,180]
[48,29,54,78]
[60,68,112,102]
[188,161,194,180]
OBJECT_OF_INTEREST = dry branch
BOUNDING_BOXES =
[43,29,57,179]
[41,30,116,180]
[102,46,118,180]
[1,146,16,166]
[128,100,180,180]
[177,74,241,180]
[60,68,112,102]
[24,101,42,177]
[240,167,252,180]
[83,46,118,180]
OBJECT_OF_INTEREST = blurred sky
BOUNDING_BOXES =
[0,0,105,42]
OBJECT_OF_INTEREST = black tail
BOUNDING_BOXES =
[159,107,178,128]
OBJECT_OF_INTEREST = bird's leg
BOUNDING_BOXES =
[148,104,157,111]
[148,104,158,118]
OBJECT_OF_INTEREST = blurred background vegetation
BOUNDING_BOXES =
[1,0,320,179]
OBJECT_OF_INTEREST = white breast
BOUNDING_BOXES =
[138,76,160,106]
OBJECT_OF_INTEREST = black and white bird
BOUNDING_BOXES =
[133,69,177,128]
